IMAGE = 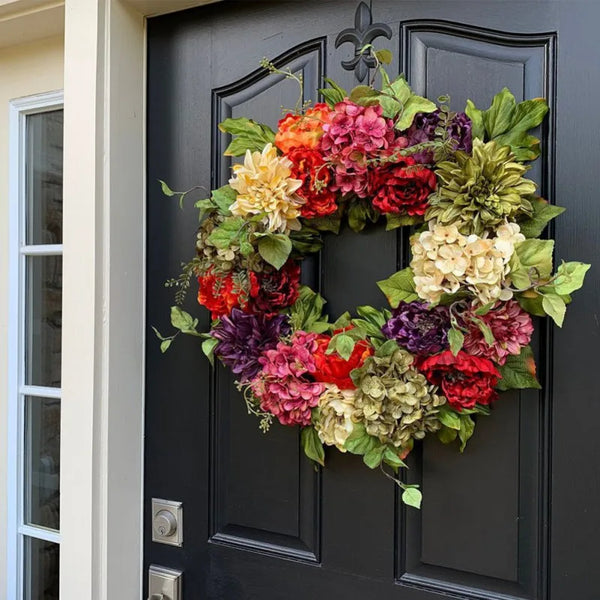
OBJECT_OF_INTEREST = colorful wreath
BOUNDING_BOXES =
[156,51,589,508]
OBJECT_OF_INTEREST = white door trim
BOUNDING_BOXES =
[61,1,219,598]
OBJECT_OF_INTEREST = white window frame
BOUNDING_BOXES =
[7,89,64,600]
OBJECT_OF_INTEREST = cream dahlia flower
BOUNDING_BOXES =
[411,221,524,304]
[315,384,356,451]
[228,143,305,233]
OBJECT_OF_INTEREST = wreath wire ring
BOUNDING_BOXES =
[157,51,589,509]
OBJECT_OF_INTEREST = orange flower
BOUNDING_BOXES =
[274,103,331,153]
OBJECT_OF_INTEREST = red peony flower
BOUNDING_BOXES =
[369,157,437,215]
[312,329,374,389]
[287,147,338,218]
[417,350,500,410]
[249,260,301,316]
[197,268,258,320]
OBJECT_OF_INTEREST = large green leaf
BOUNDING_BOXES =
[465,99,484,139]
[257,234,293,269]
[218,117,276,156]
[518,197,565,238]
[377,268,419,307]
[482,87,516,138]
[458,415,475,453]
[542,293,566,327]
[497,345,541,391]
[510,238,555,288]
[301,427,325,466]
[553,262,591,295]
[466,89,548,160]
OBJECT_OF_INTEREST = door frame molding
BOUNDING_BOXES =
[60,1,219,598]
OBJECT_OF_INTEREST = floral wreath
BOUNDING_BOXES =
[155,50,589,509]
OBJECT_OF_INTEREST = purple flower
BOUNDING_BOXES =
[212,309,290,382]
[382,301,451,356]
[405,110,472,163]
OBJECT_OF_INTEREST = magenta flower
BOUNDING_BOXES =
[251,331,325,426]
[463,300,534,365]
[320,99,398,198]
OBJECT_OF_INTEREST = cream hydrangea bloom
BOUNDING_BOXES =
[411,221,524,304]
[315,384,356,452]
[228,143,305,233]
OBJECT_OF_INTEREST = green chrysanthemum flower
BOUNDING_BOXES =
[352,347,446,449]
[426,139,536,235]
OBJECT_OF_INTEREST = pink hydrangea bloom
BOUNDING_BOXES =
[320,100,398,198]
[251,331,325,426]
[463,300,534,365]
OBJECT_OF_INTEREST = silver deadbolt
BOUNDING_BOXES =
[154,510,177,537]
[151,498,183,546]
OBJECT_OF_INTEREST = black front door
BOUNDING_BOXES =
[145,2,600,598]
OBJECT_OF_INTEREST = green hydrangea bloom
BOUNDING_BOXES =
[352,347,445,449]
[426,139,536,235]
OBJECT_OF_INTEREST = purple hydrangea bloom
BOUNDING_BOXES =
[212,309,291,382]
[405,110,472,163]
[382,301,451,356]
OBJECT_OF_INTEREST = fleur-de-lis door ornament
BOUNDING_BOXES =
[335,1,393,82]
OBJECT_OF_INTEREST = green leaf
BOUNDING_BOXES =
[301,427,325,466]
[319,78,347,107]
[497,345,541,391]
[332,311,352,330]
[473,318,494,346]
[448,327,464,356]
[160,339,172,353]
[383,447,407,469]
[385,213,422,230]
[288,286,328,332]
[159,179,176,197]
[494,130,541,161]
[438,407,461,431]
[306,213,342,234]
[509,97,549,134]
[553,262,591,295]
[207,216,246,249]
[218,117,276,156]
[170,306,196,332]
[511,238,555,282]
[474,302,495,316]
[363,445,385,469]
[482,87,516,138]
[152,325,168,341]
[344,423,378,455]
[438,425,458,444]
[518,197,565,238]
[375,339,399,357]
[350,85,379,103]
[458,415,475,452]
[396,95,437,130]
[201,337,219,366]
[257,234,293,269]
[517,292,547,317]
[377,268,418,307]
[542,293,566,327]
[327,333,355,361]
[401,488,422,509]
[211,185,236,214]
[465,99,484,139]
[374,48,393,64]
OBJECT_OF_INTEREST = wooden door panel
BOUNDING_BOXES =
[146,2,600,598]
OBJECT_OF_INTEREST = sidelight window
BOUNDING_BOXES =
[8,92,63,600]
